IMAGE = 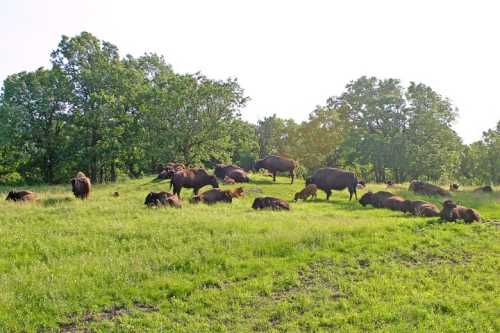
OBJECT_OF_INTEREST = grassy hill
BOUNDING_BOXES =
[1,176,499,332]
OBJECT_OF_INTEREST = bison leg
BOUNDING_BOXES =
[193,187,200,195]
[349,186,357,201]
[272,171,277,182]
[173,185,182,198]
[290,170,295,184]
[326,190,332,200]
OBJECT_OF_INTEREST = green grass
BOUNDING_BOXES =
[0,176,499,332]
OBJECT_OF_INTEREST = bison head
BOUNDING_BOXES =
[358,191,374,207]
[252,197,264,209]
[5,191,15,201]
[209,175,219,188]
[254,159,263,171]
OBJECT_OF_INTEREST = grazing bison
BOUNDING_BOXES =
[409,180,449,197]
[254,156,297,184]
[170,168,219,198]
[449,183,460,192]
[144,191,181,208]
[294,184,318,202]
[252,197,290,210]
[440,200,480,223]
[474,185,493,193]
[401,200,440,217]
[214,164,250,182]
[71,172,91,199]
[5,190,36,202]
[306,168,359,200]
[358,191,394,208]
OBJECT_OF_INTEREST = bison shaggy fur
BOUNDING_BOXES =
[71,172,91,199]
[252,197,290,210]
[440,200,480,223]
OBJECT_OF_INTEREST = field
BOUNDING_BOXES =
[1,175,499,332]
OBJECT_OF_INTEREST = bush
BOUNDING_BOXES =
[0,172,24,186]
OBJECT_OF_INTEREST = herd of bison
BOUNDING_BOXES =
[5,155,494,224]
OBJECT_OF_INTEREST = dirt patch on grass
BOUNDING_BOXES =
[59,303,159,332]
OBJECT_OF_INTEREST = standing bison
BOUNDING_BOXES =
[254,156,297,184]
[170,168,219,198]
[71,172,91,199]
[214,164,250,183]
[306,168,359,200]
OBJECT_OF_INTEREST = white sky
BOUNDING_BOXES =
[1,0,499,143]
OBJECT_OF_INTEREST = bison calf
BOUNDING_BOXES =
[294,184,318,202]
[5,190,36,202]
[440,200,480,223]
[252,197,290,210]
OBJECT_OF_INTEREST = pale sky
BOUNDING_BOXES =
[1,0,499,143]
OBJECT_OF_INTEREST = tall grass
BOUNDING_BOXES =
[0,176,498,332]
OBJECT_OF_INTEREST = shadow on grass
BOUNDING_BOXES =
[42,197,74,207]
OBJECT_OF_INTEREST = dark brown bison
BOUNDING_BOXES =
[449,183,460,192]
[170,168,219,198]
[71,172,91,199]
[401,200,440,217]
[306,168,359,200]
[144,191,181,208]
[157,163,186,180]
[359,191,394,208]
[440,200,480,223]
[409,180,449,197]
[474,185,493,193]
[5,190,37,202]
[382,196,406,211]
[294,184,318,202]
[214,164,250,182]
[191,187,244,205]
[252,197,290,210]
[254,156,297,184]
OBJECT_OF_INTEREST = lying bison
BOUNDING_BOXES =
[409,180,449,197]
[306,168,359,200]
[191,187,244,205]
[359,191,394,208]
[440,200,480,223]
[254,156,297,184]
[214,164,250,183]
[252,197,290,210]
[71,172,91,199]
[144,191,181,208]
[474,185,493,193]
[401,200,440,217]
[170,168,218,198]
[5,190,36,202]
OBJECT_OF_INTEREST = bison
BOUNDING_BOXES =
[294,184,318,202]
[401,200,440,217]
[157,163,186,180]
[382,195,406,211]
[191,189,233,204]
[409,180,449,197]
[144,191,181,208]
[306,168,359,200]
[214,164,250,182]
[474,185,493,193]
[449,183,460,192]
[440,200,480,223]
[252,197,290,210]
[254,156,297,184]
[5,190,36,202]
[71,172,91,199]
[358,191,394,208]
[170,168,219,198]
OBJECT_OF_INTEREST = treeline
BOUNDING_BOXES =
[0,32,498,185]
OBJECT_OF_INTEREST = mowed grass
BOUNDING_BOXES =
[0,176,499,332]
